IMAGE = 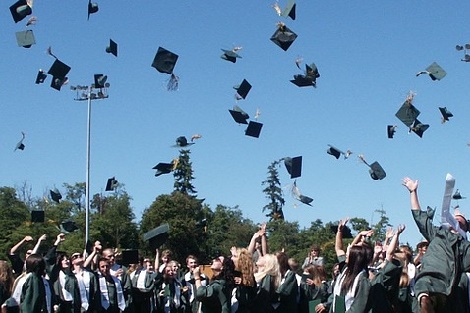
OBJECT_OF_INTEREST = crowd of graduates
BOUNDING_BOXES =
[1,176,470,313]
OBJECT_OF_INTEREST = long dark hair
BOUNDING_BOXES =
[25,254,46,276]
[341,245,368,295]
[219,258,235,288]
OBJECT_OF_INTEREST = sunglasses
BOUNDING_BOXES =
[71,254,82,260]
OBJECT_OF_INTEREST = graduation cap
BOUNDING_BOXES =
[35,69,47,84]
[410,119,429,138]
[153,161,175,177]
[416,62,446,81]
[270,22,298,51]
[291,62,320,87]
[395,95,420,127]
[330,225,353,239]
[87,0,98,20]
[105,177,118,191]
[151,47,179,90]
[221,48,242,63]
[327,145,352,159]
[245,121,263,138]
[387,125,397,139]
[14,132,26,151]
[50,190,62,203]
[31,210,44,223]
[15,30,35,48]
[48,59,71,91]
[234,79,252,100]
[10,0,32,23]
[93,74,107,89]
[359,155,386,180]
[120,249,139,266]
[60,220,78,233]
[143,223,170,249]
[283,156,302,179]
[453,189,466,200]
[174,136,194,148]
[439,107,453,123]
[106,39,118,57]
[291,180,313,206]
[229,106,250,124]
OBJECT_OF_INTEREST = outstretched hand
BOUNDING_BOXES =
[402,177,418,192]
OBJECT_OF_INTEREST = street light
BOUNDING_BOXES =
[70,75,110,250]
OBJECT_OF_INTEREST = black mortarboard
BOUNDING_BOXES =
[327,146,341,159]
[48,59,70,80]
[284,156,302,179]
[87,0,98,20]
[121,249,139,266]
[395,98,420,127]
[31,210,44,223]
[153,162,174,177]
[50,190,62,203]
[93,74,107,88]
[416,62,446,81]
[453,189,466,200]
[175,136,194,147]
[106,39,118,57]
[234,79,252,100]
[10,0,32,23]
[369,161,386,180]
[51,77,68,91]
[290,75,315,87]
[143,223,170,249]
[387,125,397,139]
[151,47,178,74]
[221,49,242,63]
[281,0,296,20]
[245,121,263,138]
[15,30,35,48]
[410,119,429,138]
[330,225,353,238]
[35,69,47,84]
[270,23,298,51]
[298,195,313,206]
[439,107,453,123]
[105,177,118,191]
[60,220,78,233]
[229,106,250,124]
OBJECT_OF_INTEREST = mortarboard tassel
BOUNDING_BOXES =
[167,73,179,91]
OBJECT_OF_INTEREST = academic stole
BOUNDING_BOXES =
[98,273,126,311]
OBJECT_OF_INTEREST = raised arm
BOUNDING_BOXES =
[385,225,405,262]
[154,249,160,272]
[335,218,349,257]
[84,241,101,269]
[402,177,420,211]
[10,236,33,255]
[31,234,47,255]
[351,229,374,246]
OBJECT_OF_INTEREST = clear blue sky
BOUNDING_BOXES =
[2,1,470,247]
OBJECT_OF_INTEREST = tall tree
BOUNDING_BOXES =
[371,207,392,242]
[173,149,197,195]
[262,160,285,221]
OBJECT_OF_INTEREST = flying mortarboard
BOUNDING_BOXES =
[439,107,453,123]
[245,121,263,138]
[221,48,242,63]
[291,180,313,206]
[10,0,32,23]
[410,119,429,138]
[152,47,178,74]
[291,62,320,87]
[395,95,420,127]
[387,125,397,139]
[48,59,71,91]
[87,0,98,20]
[105,177,118,191]
[31,210,44,223]
[284,156,302,179]
[327,145,352,159]
[330,225,353,238]
[174,136,194,148]
[121,249,140,266]
[15,30,35,48]
[234,79,252,100]
[270,23,298,51]
[106,39,118,57]
[14,132,26,151]
[229,105,250,124]
[50,190,62,203]
[453,189,466,200]
[93,74,107,88]
[35,69,47,84]
[416,62,446,81]
[143,223,170,249]
[358,155,386,180]
[60,220,78,233]
[153,162,175,177]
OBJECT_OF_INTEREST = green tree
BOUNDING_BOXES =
[349,217,370,233]
[371,207,392,242]
[63,182,86,213]
[173,149,197,195]
[262,160,285,221]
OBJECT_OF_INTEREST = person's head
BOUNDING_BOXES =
[143,258,154,272]
[309,244,321,257]
[398,245,413,264]
[220,257,236,286]
[186,255,198,270]
[236,249,255,286]
[25,249,33,259]
[56,252,69,270]
[332,263,340,278]
[288,257,299,272]
[169,260,179,273]
[416,240,428,254]
[98,257,111,276]
[210,257,223,279]
[70,252,84,267]
[276,251,289,277]
[454,213,469,232]
[164,263,175,279]
[0,260,14,293]
[161,250,172,263]
[102,248,116,266]
[25,254,46,276]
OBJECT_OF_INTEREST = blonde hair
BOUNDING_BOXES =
[254,254,280,289]
[0,260,14,294]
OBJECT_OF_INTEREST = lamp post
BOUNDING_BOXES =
[70,75,110,250]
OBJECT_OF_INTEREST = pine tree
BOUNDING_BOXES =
[173,149,197,195]
[262,160,285,221]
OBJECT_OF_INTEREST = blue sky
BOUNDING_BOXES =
[2,1,470,248]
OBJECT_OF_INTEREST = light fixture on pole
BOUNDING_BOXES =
[70,75,110,251]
